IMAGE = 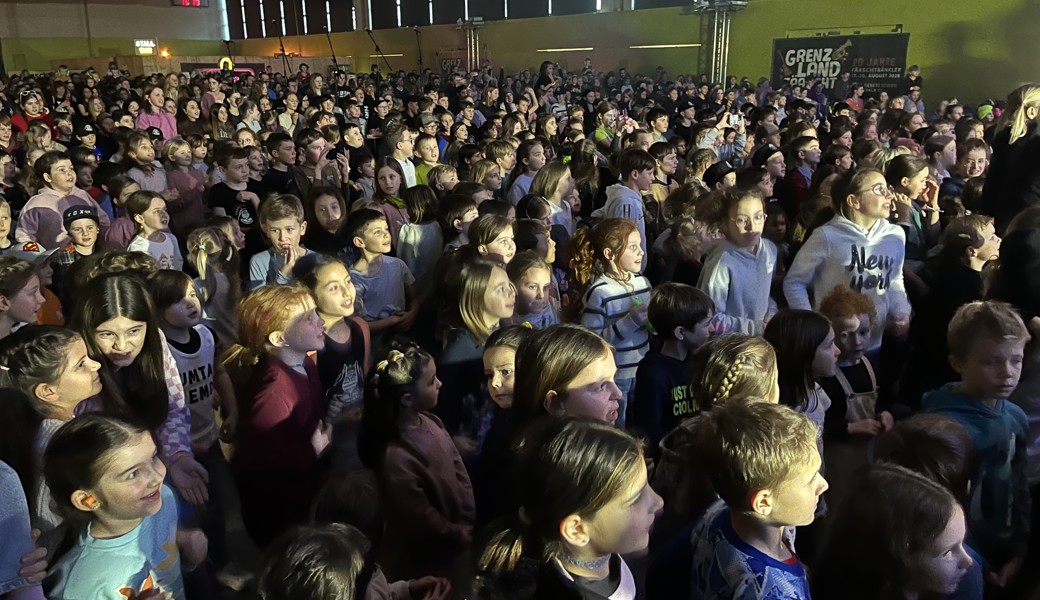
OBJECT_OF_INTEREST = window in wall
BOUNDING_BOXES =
[259,0,267,37]
[326,0,332,31]
[397,0,402,26]
[301,0,308,33]
[429,0,433,22]
[352,5,357,29]
[279,0,286,35]
[240,0,247,37]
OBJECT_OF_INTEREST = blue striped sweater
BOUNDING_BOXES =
[581,274,653,381]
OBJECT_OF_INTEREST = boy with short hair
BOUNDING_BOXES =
[16,151,111,249]
[631,283,714,456]
[58,205,100,264]
[484,140,517,196]
[413,133,442,186]
[346,208,419,337]
[208,146,263,241]
[260,132,305,198]
[923,300,1031,583]
[386,124,417,188]
[689,397,824,600]
[248,193,314,290]
[593,147,655,271]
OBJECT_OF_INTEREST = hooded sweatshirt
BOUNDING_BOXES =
[698,238,778,335]
[594,183,647,272]
[15,187,111,250]
[783,213,910,351]
[922,383,1031,562]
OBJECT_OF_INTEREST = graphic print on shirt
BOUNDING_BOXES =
[233,203,254,227]
[327,360,364,421]
[180,363,214,405]
[845,243,896,294]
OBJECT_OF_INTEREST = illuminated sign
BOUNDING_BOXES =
[134,39,157,56]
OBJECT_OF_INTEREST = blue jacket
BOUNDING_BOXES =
[922,383,1031,562]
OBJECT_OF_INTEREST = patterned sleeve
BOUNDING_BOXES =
[156,330,193,458]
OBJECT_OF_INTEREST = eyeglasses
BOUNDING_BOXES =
[731,213,766,228]
[859,183,894,197]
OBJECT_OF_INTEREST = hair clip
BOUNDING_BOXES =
[0,365,9,371]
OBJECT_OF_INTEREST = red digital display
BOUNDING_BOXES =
[173,0,208,7]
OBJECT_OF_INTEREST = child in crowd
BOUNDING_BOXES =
[387,124,417,188]
[256,523,373,600]
[347,209,420,336]
[784,168,912,352]
[398,184,443,300]
[437,260,516,449]
[207,146,263,251]
[358,344,476,587]
[888,154,941,276]
[124,131,168,195]
[413,133,443,186]
[352,152,377,201]
[632,283,714,456]
[294,254,372,469]
[817,285,894,504]
[371,157,411,249]
[126,190,182,270]
[186,226,240,347]
[687,397,825,600]
[16,152,110,249]
[0,326,102,534]
[259,132,303,198]
[100,174,140,250]
[163,138,206,240]
[43,414,207,599]
[903,215,1000,408]
[814,464,973,600]
[439,194,480,253]
[56,205,100,267]
[875,413,985,600]
[221,285,330,547]
[505,139,545,205]
[923,301,1031,585]
[478,418,662,599]
[428,164,460,197]
[248,193,313,290]
[698,188,777,335]
[572,218,652,427]
[149,269,239,571]
[469,214,516,265]
[486,140,517,197]
[506,250,558,328]
[778,135,821,217]
[474,324,531,526]
[595,148,655,271]
[0,256,45,339]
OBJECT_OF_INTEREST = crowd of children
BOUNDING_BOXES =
[0,56,1038,600]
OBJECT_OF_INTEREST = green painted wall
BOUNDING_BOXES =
[725,0,1040,105]
[8,0,1036,104]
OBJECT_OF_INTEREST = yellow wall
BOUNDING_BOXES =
[7,0,1037,104]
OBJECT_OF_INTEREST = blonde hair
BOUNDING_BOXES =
[689,334,778,410]
[1007,84,1040,145]
[162,138,192,169]
[568,218,638,287]
[690,396,819,508]
[221,285,314,374]
[24,121,52,153]
[186,226,239,304]
[458,260,507,343]
[529,160,571,203]
[948,300,1029,359]
[469,159,500,187]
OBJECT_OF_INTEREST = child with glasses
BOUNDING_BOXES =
[696,188,778,335]
[784,168,911,354]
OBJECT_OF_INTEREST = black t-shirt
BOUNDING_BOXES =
[208,181,263,232]
[259,166,299,198]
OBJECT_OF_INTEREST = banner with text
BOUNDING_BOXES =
[771,34,910,94]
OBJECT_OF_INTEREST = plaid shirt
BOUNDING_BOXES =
[56,242,80,267]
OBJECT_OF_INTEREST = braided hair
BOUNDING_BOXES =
[357,343,434,470]
[689,334,778,411]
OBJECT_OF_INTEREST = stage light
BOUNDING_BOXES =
[629,43,702,49]
[536,47,594,53]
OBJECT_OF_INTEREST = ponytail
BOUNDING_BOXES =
[1008,84,1040,145]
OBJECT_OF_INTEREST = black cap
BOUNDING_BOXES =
[63,205,100,231]
[704,161,735,188]
[146,126,164,140]
[75,121,96,137]
[752,144,783,167]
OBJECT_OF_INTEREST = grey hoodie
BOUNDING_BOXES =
[593,183,647,271]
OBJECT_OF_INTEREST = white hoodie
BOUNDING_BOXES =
[594,183,647,271]
[783,214,911,351]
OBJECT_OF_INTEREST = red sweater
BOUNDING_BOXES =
[232,354,325,544]
[379,412,476,580]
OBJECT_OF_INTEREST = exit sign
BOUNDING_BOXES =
[172,0,209,6]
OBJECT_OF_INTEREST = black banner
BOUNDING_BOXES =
[771,34,909,94]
